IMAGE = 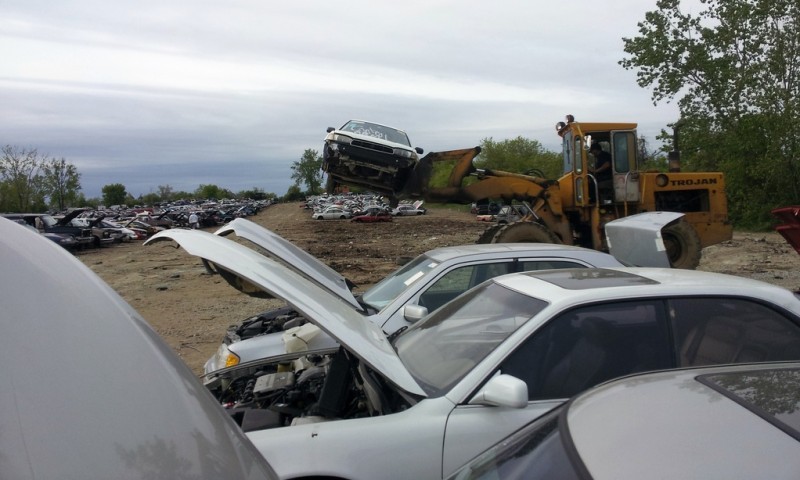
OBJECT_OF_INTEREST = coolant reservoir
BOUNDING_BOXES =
[283,323,322,353]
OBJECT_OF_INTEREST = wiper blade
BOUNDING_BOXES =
[387,325,408,345]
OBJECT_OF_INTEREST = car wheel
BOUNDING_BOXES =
[340,215,346,219]
[662,219,702,269]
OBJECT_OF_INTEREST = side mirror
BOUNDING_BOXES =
[403,304,428,323]
[415,147,424,154]
[468,374,528,409]
[327,126,335,133]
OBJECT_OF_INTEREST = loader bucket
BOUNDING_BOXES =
[772,206,800,256]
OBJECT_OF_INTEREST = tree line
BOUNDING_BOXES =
[0,145,280,212]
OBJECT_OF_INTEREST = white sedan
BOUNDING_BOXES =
[145,227,800,480]
[312,206,352,220]
[392,204,426,216]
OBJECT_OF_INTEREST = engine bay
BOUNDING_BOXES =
[205,347,414,432]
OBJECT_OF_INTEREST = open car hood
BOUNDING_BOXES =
[55,208,89,227]
[604,211,682,267]
[215,219,362,311]
[145,229,425,397]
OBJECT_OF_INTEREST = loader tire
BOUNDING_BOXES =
[486,221,561,244]
[476,224,505,244]
[662,219,702,270]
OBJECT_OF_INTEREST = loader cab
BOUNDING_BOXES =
[557,117,639,206]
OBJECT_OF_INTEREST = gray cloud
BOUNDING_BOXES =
[0,0,681,200]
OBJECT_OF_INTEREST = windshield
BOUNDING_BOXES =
[360,254,438,311]
[340,120,412,147]
[393,282,547,396]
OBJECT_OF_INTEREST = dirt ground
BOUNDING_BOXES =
[77,202,800,375]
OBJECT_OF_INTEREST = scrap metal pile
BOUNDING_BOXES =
[2,198,272,252]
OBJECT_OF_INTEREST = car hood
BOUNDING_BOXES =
[215,218,362,311]
[145,229,425,397]
[331,129,413,151]
[604,211,680,267]
[55,208,88,227]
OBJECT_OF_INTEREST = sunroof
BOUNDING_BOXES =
[522,268,659,290]
[699,367,800,441]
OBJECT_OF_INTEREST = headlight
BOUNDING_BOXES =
[394,148,416,159]
[329,133,352,144]
[215,344,240,368]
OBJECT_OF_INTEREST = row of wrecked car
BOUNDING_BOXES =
[4,207,800,478]
[1,199,272,251]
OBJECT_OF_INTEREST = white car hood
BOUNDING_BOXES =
[145,229,425,397]
[605,211,682,267]
[332,129,413,151]
[215,219,362,311]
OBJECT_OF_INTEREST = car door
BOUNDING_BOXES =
[668,297,800,366]
[441,300,673,477]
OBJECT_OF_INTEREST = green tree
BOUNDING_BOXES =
[620,0,800,226]
[238,187,272,200]
[157,184,174,202]
[427,137,561,195]
[0,145,46,212]
[194,184,233,200]
[282,184,305,202]
[42,157,81,211]
[290,149,323,195]
[474,136,562,178]
[102,183,128,206]
[140,192,162,205]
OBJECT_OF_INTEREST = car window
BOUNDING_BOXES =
[418,262,515,312]
[361,255,439,310]
[500,300,672,400]
[670,297,800,367]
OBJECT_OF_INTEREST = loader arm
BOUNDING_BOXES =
[401,147,555,205]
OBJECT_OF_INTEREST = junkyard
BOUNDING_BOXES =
[75,201,800,375]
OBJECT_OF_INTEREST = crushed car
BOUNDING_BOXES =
[142,228,800,480]
[322,120,424,196]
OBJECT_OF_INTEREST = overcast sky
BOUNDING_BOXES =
[1,0,685,199]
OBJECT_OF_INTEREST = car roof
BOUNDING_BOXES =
[423,243,623,265]
[0,217,277,479]
[566,362,800,479]
[493,267,800,313]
